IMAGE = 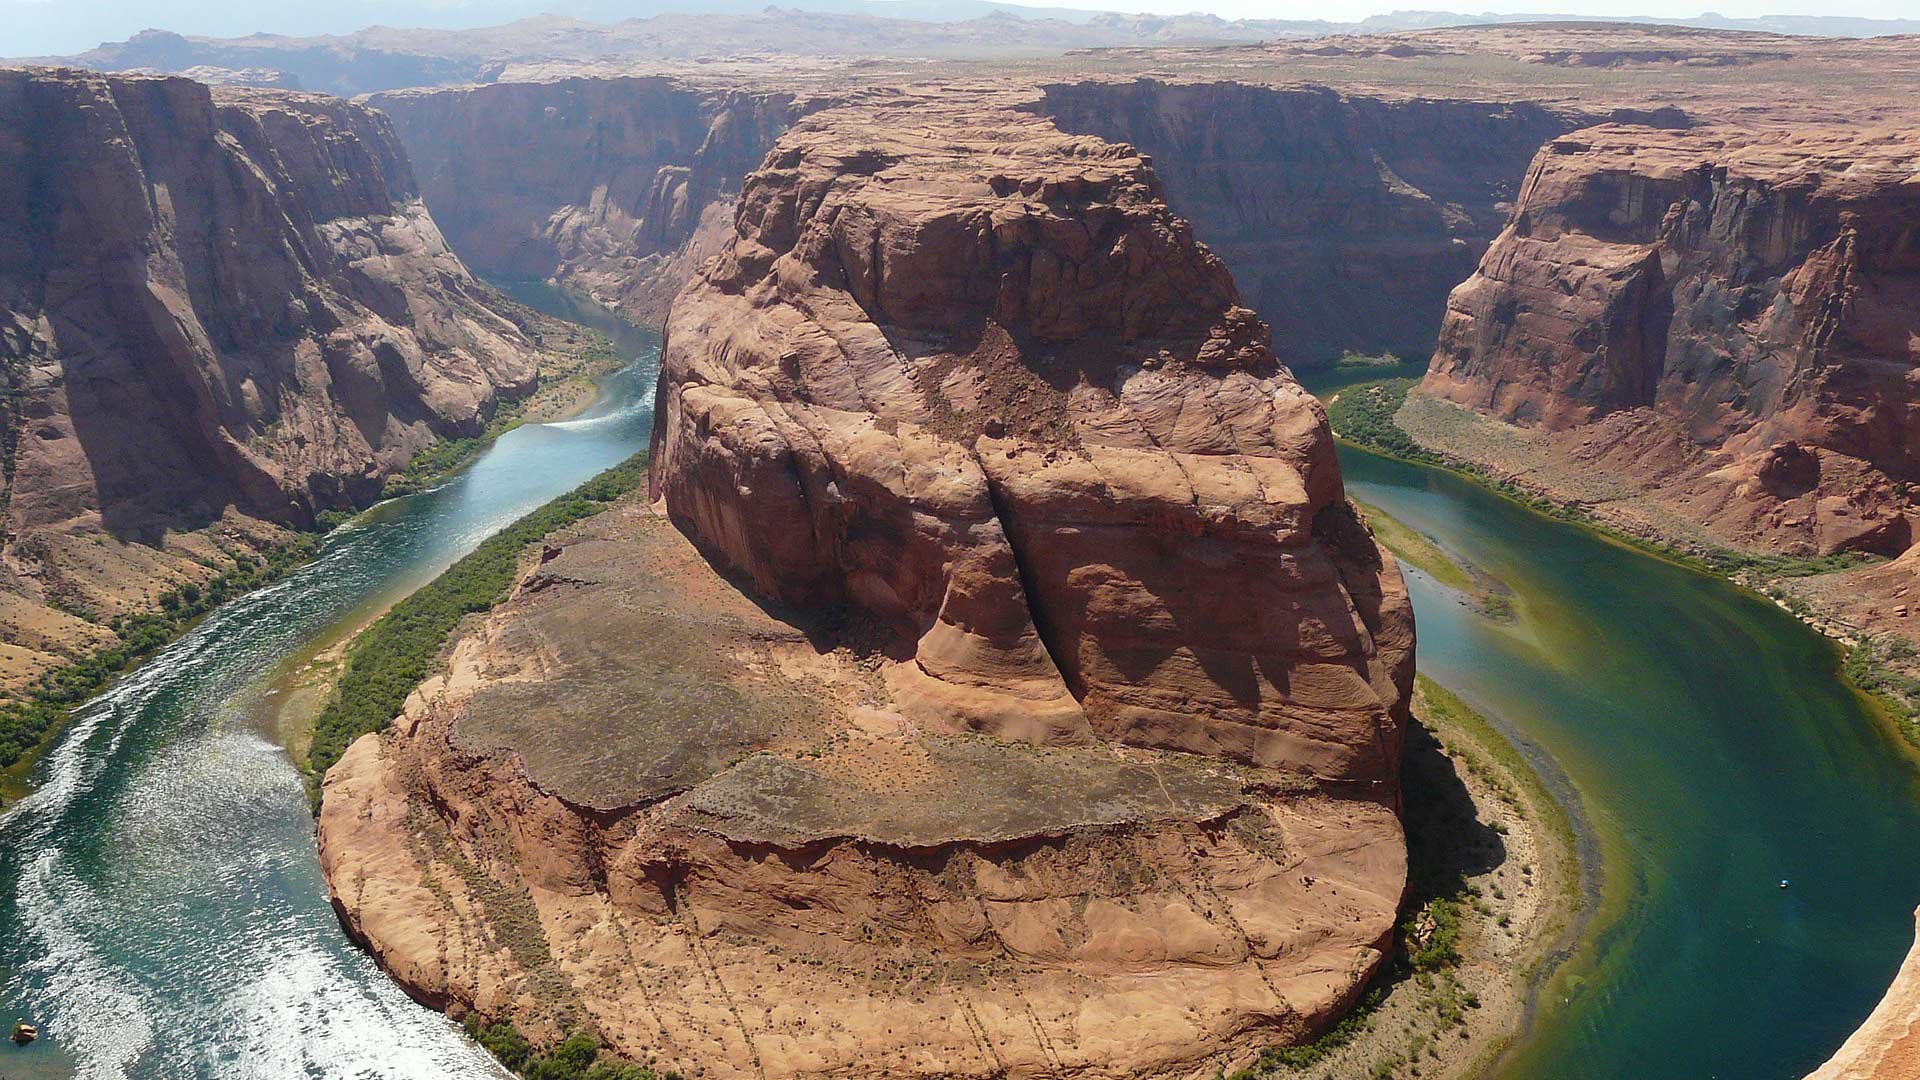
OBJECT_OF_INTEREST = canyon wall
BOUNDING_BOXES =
[0,67,547,692]
[367,78,827,324]
[370,75,1593,366]
[1038,80,1588,367]
[321,92,1414,1079]
[1424,124,1920,555]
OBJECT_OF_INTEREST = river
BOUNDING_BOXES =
[0,283,657,1080]
[1342,447,1920,1079]
[1,309,1915,1079]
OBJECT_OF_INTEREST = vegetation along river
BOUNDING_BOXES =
[1,286,1915,1078]
[1342,446,1920,1079]
[0,283,657,1079]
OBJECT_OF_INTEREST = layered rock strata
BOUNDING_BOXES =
[1038,80,1587,366]
[366,78,830,324]
[0,68,548,691]
[1424,124,1920,556]
[321,95,1415,1078]
[373,74,1592,370]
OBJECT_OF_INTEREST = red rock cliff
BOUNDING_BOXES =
[321,91,1414,1080]
[0,67,547,691]
[650,93,1415,783]
[1038,80,1590,367]
[1425,124,1920,554]
[367,77,827,323]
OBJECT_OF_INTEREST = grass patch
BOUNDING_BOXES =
[0,535,317,770]
[1327,378,1429,461]
[304,452,648,784]
[466,1021,681,1080]
[1845,634,1920,745]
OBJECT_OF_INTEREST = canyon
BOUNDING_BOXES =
[0,68,570,706]
[3,15,1920,1080]
[356,75,1590,369]
[291,24,1920,1080]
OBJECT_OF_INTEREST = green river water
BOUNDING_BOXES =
[1342,447,1920,1079]
[0,283,658,1079]
[0,301,1915,1077]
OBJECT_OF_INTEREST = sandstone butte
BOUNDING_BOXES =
[317,92,1415,1079]
[0,67,556,698]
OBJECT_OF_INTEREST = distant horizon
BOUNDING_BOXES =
[8,0,1919,58]
[1003,0,1920,18]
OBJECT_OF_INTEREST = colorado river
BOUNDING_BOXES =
[1,307,1915,1080]
[0,284,657,1079]
[1343,447,1920,1079]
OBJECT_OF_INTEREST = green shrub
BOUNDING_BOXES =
[464,1020,679,1080]
[1408,898,1464,973]
[0,534,316,768]
[1326,378,1429,462]
[305,453,647,780]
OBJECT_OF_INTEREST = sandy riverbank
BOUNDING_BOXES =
[253,357,626,781]
[1223,675,1581,1080]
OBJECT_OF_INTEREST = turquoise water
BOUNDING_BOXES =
[1343,447,1920,1079]
[0,285,658,1079]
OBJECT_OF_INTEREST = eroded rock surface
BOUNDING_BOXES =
[1038,80,1587,366]
[1425,124,1920,555]
[321,94,1413,1078]
[368,78,831,324]
[0,67,547,692]
[650,95,1413,782]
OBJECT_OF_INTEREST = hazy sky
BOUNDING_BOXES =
[1040,0,1920,12]
[7,0,1920,59]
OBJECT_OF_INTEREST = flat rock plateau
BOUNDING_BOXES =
[318,92,1415,1079]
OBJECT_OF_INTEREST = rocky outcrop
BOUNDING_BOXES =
[649,95,1413,773]
[368,78,827,324]
[0,67,548,691]
[1424,124,1920,555]
[1807,907,1920,1080]
[321,93,1414,1079]
[1038,80,1586,367]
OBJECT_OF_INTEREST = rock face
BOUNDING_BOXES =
[0,67,545,690]
[368,78,824,325]
[1807,907,1920,1080]
[650,96,1413,774]
[1425,124,1920,554]
[375,74,1585,370]
[1038,80,1585,366]
[321,95,1414,1079]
